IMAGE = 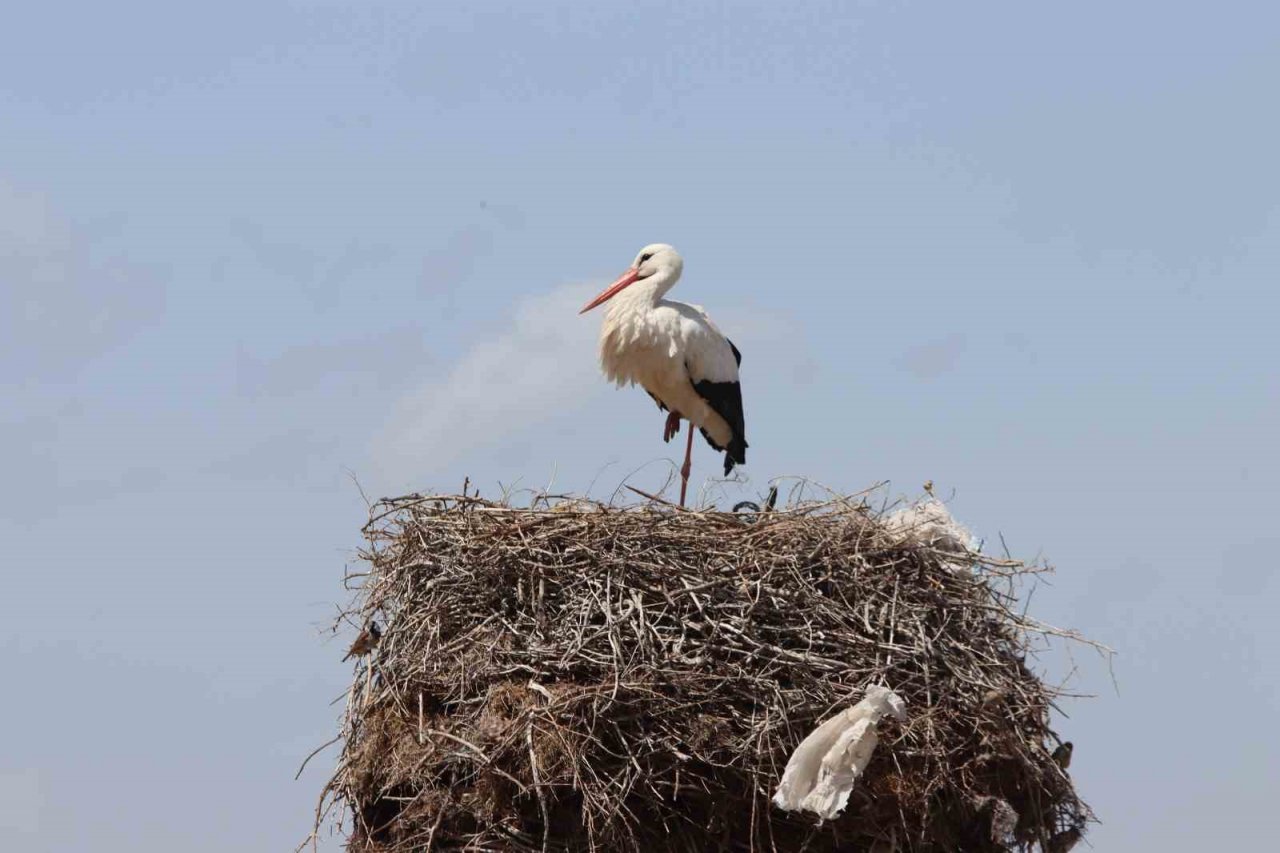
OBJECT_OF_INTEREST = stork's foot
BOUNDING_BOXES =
[663,411,682,443]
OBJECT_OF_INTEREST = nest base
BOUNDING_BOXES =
[311,490,1093,852]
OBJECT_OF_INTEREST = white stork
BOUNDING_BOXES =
[579,244,747,506]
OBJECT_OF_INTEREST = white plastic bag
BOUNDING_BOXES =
[882,498,975,557]
[772,686,907,820]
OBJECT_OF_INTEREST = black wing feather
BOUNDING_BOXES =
[691,344,748,475]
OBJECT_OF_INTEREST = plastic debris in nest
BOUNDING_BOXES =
[773,686,908,820]
[882,496,977,558]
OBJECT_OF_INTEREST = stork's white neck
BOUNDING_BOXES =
[606,266,681,316]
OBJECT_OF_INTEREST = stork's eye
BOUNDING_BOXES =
[640,252,653,263]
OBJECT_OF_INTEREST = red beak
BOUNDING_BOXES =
[579,268,642,314]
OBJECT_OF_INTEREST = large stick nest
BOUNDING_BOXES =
[308,487,1099,852]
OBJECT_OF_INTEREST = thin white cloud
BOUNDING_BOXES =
[0,180,165,381]
[235,327,431,400]
[371,282,602,482]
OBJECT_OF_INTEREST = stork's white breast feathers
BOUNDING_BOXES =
[600,299,738,388]
[598,297,740,448]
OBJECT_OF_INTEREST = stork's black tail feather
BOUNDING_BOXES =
[698,426,747,475]
[723,435,747,475]
[692,375,748,477]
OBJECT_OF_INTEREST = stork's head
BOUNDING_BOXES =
[579,243,683,314]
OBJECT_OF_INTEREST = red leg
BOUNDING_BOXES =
[679,420,695,507]
[663,411,681,443]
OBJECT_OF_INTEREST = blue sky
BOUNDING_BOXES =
[2,1,1277,849]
